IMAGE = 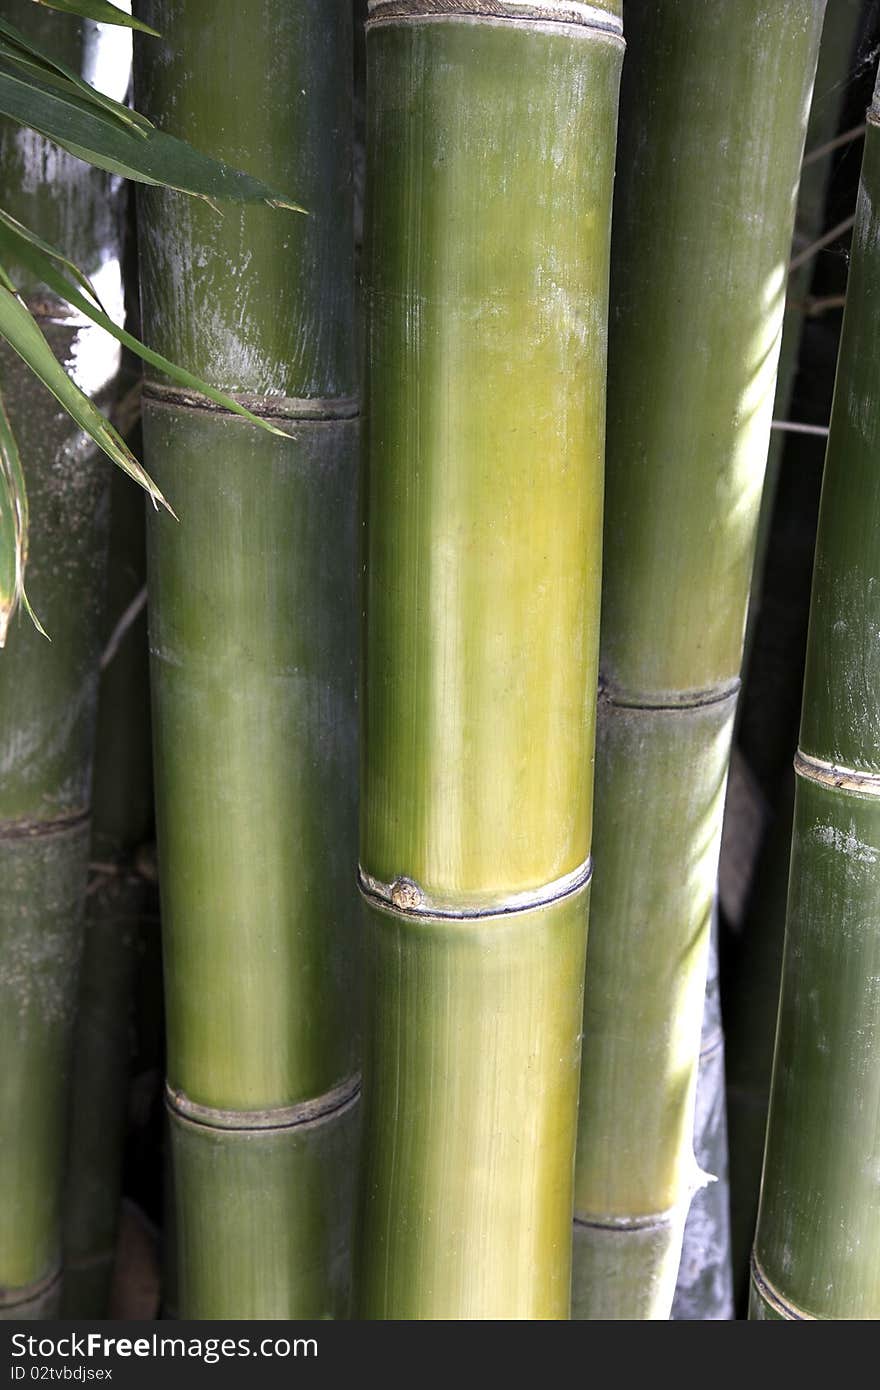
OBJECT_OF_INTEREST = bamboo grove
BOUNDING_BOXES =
[1,0,880,1322]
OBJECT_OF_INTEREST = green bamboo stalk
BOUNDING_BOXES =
[751,63,880,1321]
[356,0,621,1320]
[62,454,154,1319]
[743,0,863,669]
[61,872,142,1318]
[132,0,360,1318]
[726,0,866,1309]
[572,0,826,1320]
[0,2,127,1320]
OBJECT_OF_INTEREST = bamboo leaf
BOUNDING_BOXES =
[30,0,161,36]
[0,216,288,437]
[0,18,152,135]
[0,65,305,210]
[0,386,46,646]
[0,208,105,309]
[0,283,174,516]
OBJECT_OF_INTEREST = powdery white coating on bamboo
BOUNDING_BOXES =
[812,820,878,864]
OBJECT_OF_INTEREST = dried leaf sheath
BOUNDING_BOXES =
[356,0,622,1319]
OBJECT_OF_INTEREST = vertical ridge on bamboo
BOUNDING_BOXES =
[356,0,622,1319]
[0,3,128,1320]
[572,0,826,1320]
[132,0,360,1317]
[751,63,880,1322]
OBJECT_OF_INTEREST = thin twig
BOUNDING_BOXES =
[805,294,847,317]
[771,419,829,438]
[802,121,866,168]
[101,585,147,670]
[789,214,856,274]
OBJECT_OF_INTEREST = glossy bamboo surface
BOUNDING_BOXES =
[574,697,736,1317]
[357,888,589,1319]
[357,0,621,1317]
[599,0,826,703]
[144,406,359,1110]
[361,7,620,905]
[574,0,825,1319]
[752,83,880,1319]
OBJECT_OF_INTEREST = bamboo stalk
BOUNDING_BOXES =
[751,63,880,1322]
[572,0,826,1320]
[61,871,142,1318]
[724,0,866,1312]
[356,0,621,1319]
[0,2,127,1319]
[62,454,154,1319]
[744,0,863,669]
[132,0,360,1317]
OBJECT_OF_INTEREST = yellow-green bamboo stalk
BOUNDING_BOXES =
[751,61,880,1321]
[356,0,622,1320]
[0,2,127,1320]
[133,0,360,1317]
[572,0,826,1320]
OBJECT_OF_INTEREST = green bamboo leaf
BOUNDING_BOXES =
[0,386,46,646]
[30,0,160,36]
[0,283,174,517]
[0,19,152,135]
[0,216,288,437]
[0,208,105,309]
[0,66,305,210]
